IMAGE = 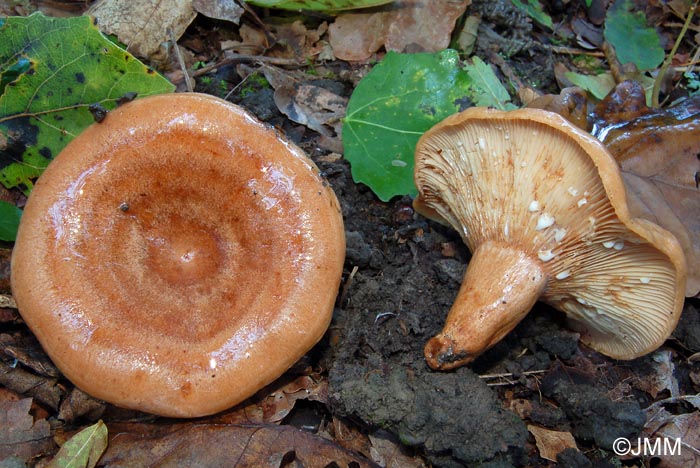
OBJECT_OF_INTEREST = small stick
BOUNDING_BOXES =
[191,54,307,78]
[338,265,359,308]
[169,28,194,92]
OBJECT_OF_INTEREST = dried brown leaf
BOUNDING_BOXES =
[646,412,700,468]
[383,0,470,53]
[262,66,347,146]
[328,0,470,61]
[57,388,107,424]
[0,398,55,461]
[212,375,327,425]
[328,417,372,459]
[632,351,680,399]
[328,12,390,61]
[98,422,380,468]
[87,0,197,57]
[0,333,60,378]
[192,0,243,24]
[527,425,578,462]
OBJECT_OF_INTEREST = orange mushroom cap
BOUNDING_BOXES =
[11,93,346,417]
[414,107,686,370]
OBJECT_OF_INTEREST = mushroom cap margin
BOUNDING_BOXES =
[11,92,346,417]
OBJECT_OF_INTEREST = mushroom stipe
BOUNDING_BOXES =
[11,93,346,417]
[415,107,687,370]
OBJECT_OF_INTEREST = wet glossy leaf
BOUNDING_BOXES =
[245,0,393,10]
[592,84,700,297]
[47,420,107,468]
[343,50,474,201]
[0,13,174,193]
[604,0,664,71]
[0,200,21,241]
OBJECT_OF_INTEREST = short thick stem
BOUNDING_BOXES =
[425,241,547,370]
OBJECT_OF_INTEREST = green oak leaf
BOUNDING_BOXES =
[0,200,22,241]
[0,12,174,193]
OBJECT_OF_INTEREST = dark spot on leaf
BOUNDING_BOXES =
[66,87,73,95]
[47,90,53,97]
[38,146,52,159]
[0,117,38,171]
[53,115,63,121]
[124,54,130,61]
[92,17,98,26]
[75,72,85,83]
[453,96,473,111]
[147,68,155,74]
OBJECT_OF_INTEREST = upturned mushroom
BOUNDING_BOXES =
[414,107,686,370]
[11,93,346,417]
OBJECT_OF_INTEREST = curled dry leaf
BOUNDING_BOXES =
[592,81,700,297]
[88,0,197,57]
[527,425,578,462]
[0,333,60,378]
[632,350,680,399]
[98,423,380,467]
[328,0,470,61]
[0,360,62,410]
[57,388,107,424]
[369,431,427,468]
[262,66,347,150]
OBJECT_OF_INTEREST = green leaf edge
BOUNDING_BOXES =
[0,200,22,242]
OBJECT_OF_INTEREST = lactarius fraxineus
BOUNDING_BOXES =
[11,93,346,417]
[414,107,686,370]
